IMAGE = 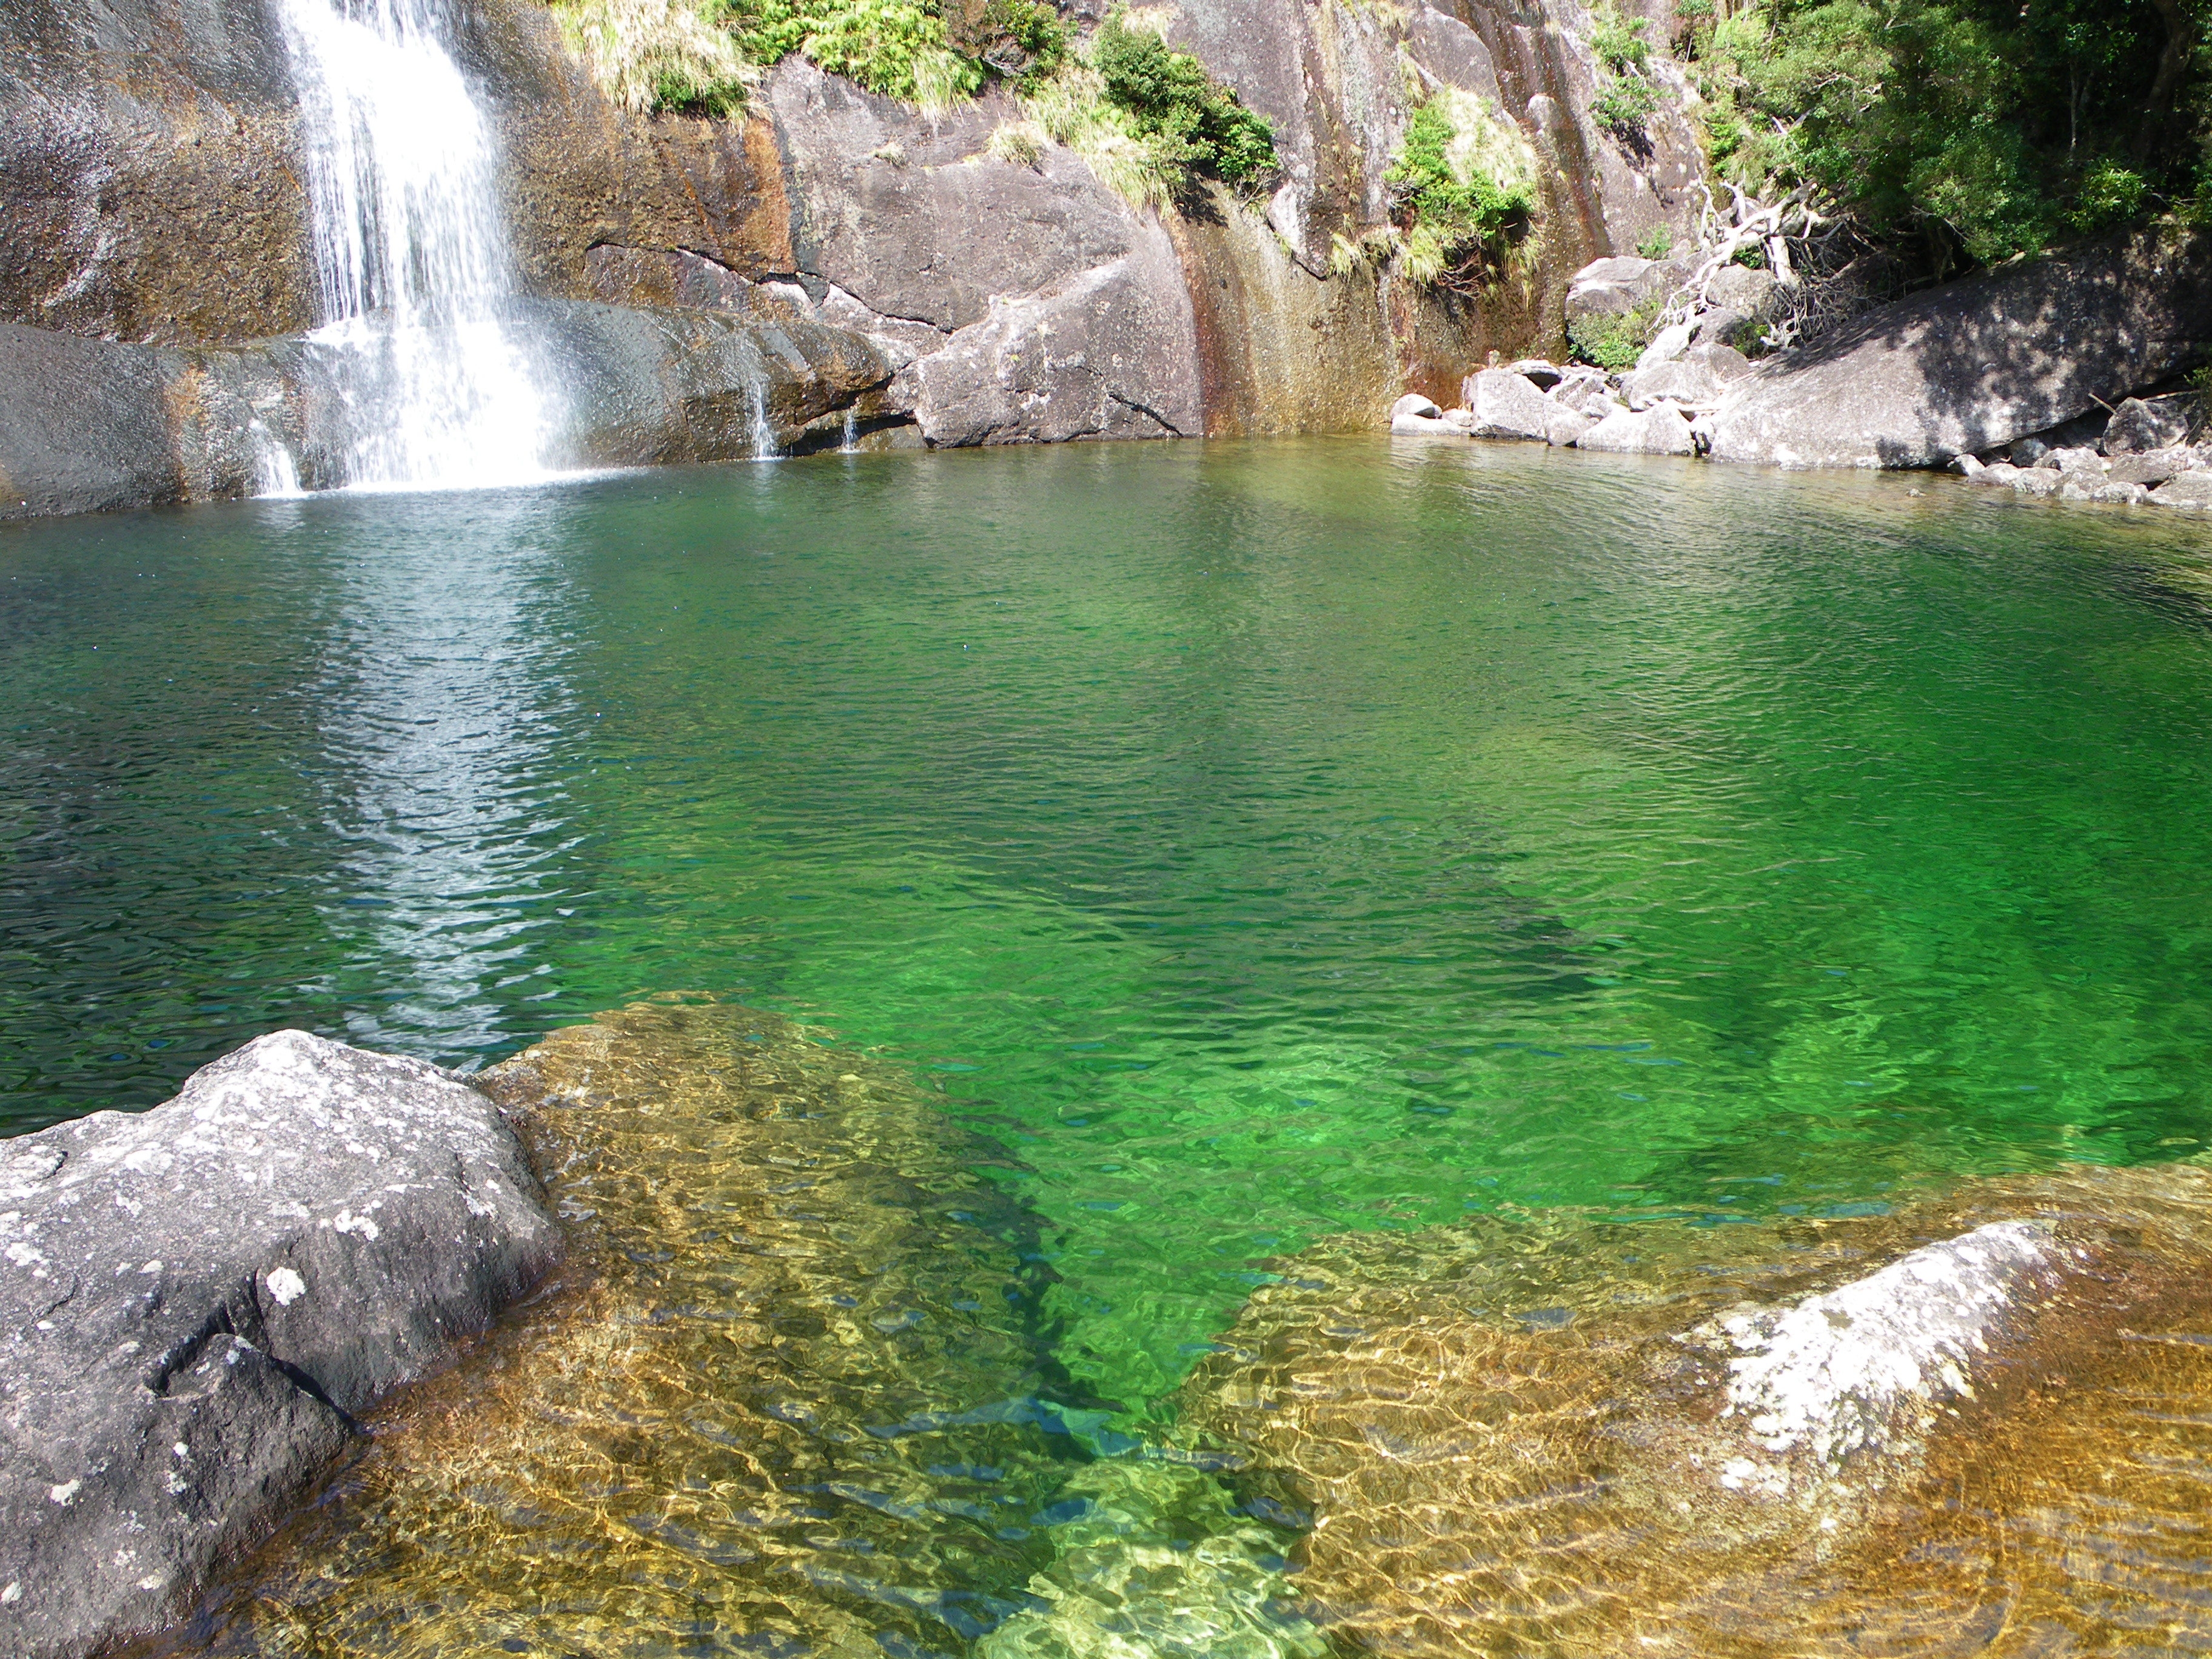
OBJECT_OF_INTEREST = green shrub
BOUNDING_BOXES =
[956,0,1068,84]
[1589,3,1650,74]
[726,0,982,110]
[1089,17,1276,184]
[1635,223,1673,258]
[1384,88,1537,280]
[1590,70,1658,141]
[1566,298,1658,370]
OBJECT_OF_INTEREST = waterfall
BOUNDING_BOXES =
[273,0,558,492]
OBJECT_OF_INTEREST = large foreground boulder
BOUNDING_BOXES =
[1708,228,2212,469]
[0,1031,560,1659]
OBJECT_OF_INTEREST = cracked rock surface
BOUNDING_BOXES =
[0,1031,560,1659]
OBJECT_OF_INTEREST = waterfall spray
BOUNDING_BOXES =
[275,0,558,491]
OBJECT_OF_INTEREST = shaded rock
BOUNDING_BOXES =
[1621,356,1721,411]
[2103,395,2193,454]
[1686,340,1754,381]
[1704,263,1781,322]
[1708,227,2212,469]
[1463,368,1555,441]
[1689,306,1751,350]
[1550,367,1615,417]
[537,298,895,463]
[1504,358,1564,390]
[1579,401,1697,455]
[1392,392,1444,422]
[0,1031,559,1659]
[0,298,896,520]
[2009,437,2051,466]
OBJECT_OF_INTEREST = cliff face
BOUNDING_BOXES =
[0,0,1706,515]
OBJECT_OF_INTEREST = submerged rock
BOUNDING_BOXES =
[164,999,1145,1659]
[1181,1162,2212,1657]
[0,1031,559,1659]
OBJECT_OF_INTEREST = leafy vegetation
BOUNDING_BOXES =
[1566,298,1660,370]
[1680,0,2211,270]
[1382,87,1537,283]
[1587,2,1662,142]
[1087,16,1277,184]
[543,0,1270,209]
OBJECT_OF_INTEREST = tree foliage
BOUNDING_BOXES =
[1684,0,2210,269]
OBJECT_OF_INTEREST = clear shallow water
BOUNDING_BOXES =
[9,436,2212,1433]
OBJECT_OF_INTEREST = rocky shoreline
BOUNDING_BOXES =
[1390,226,2212,512]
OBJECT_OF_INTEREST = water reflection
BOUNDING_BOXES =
[310,489,583,1055]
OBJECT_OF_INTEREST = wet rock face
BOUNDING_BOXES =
[1181,1165,2212,1657]
[0,1031,560,1659]
[1708,227,2212,469]
[0,0,318,345]
[0,298,895,518]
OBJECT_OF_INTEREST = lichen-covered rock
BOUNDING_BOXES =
[0,1031,559,1659]
[1708,227,2212,469]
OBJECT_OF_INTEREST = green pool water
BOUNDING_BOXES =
[8,435,2212,1430]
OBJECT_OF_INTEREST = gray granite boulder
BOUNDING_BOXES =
[2108,446,2205,485]
[1564,254,1691,324]
[1621,355,1723,411]
[1708,228,2212,469]
[2152,471,2212,508]
[1463,367,1555,441]
[1579,401,1697,455]
[0,1031,561,1659]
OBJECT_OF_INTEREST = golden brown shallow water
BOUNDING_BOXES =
[156,999,1318,1659]
[149,1000,2212,1659]
[1181,1165,2212,1657]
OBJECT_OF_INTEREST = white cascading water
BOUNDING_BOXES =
[273,0,558,491]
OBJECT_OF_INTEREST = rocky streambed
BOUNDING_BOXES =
[18,1008,2212,1657]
